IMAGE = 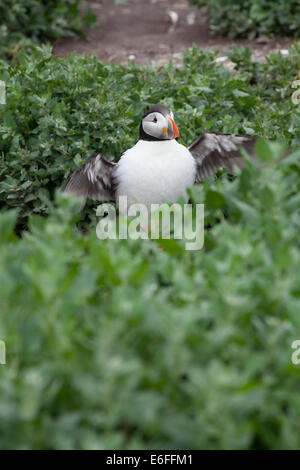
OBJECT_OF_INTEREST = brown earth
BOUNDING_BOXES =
[53,0,295,66]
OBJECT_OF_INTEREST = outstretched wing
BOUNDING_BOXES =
[188,132,256,182]
[63,153,116,209]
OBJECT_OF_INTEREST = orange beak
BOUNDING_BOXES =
[168,116,180,139]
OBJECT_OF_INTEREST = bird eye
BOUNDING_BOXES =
[153,117,157,123]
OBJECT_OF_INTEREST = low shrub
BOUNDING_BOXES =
[189,0,300,38]
[1,43,300,229]
[1,43,300,448]
[0,0,95,59]
[1,139,300,449]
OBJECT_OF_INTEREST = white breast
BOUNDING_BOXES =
[115,140,196,212]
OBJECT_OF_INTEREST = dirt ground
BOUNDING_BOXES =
[53,0,295,66]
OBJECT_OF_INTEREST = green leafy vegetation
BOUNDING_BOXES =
[1,43,300,228]
[1,141,300,449]
[0,0,96,60]
[1,42,300,449]
[190,0,300,38]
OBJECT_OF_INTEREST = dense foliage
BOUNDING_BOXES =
[190,0,300,38]
[1,43,300,228]
[0,0,95,59]
[1,142,300,449]
[1,43,300,449]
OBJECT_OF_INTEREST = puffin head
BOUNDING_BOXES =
[139,104,180,142]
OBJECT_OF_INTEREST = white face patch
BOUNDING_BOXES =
[142,112,170,140]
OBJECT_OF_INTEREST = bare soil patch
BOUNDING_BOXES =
[53,0,295,66]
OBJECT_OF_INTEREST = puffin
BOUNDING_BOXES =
[64,104,256,212]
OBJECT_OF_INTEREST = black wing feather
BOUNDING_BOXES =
[188,132,256,182]
[63,153,116,209]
